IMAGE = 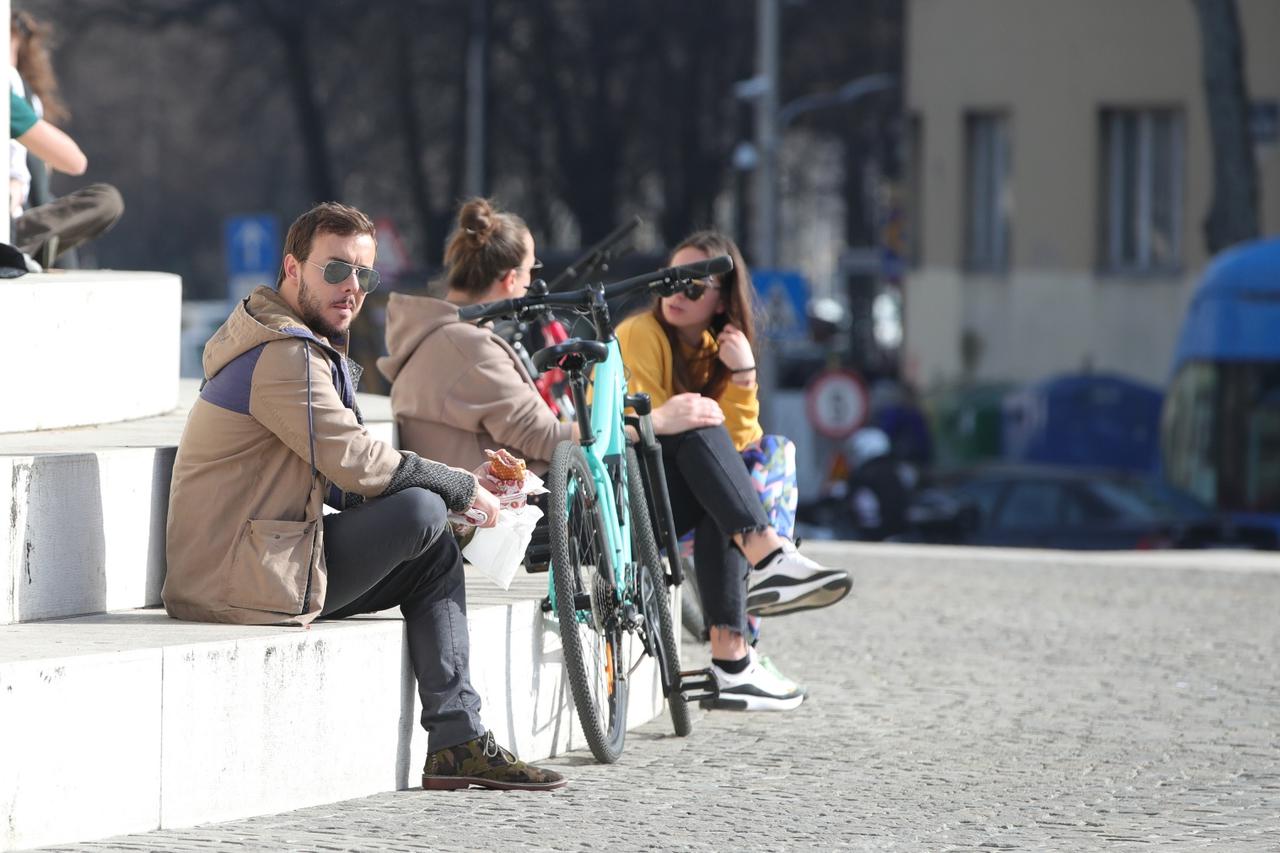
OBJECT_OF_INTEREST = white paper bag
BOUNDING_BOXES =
[462,503,544,590]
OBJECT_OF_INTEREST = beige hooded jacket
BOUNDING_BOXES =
[377,293,570,473]
[163,287,470,625]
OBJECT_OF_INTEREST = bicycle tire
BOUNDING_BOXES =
[548,440,628,763]
[625,447,692,737]
[679,561,706,642]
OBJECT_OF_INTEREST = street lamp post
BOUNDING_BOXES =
[753,0,781,269]
[734,27,896,430]
[737,4,896,271]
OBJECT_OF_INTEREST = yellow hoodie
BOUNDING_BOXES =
[616,310,763,451]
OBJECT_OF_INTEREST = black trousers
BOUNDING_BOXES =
[321,487,485,752]
[659,425,770,635]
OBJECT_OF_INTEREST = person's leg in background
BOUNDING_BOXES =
[14,183,123,267]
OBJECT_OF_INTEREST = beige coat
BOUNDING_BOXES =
[163,287,404,625]
[377,293,570,473]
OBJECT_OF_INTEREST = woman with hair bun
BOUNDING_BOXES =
[378,197,573,474]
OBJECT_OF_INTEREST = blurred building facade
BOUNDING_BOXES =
[903,0,1280,388]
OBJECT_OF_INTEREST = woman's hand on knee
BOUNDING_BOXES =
[652,393,725,434]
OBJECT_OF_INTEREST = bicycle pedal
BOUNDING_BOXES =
[677,667,716,702]
[540,596,553,613]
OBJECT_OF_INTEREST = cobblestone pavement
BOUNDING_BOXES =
[39,545,1280,852]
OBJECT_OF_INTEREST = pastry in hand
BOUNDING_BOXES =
[485,448,527,485]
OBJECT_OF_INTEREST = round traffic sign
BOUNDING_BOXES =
[805,369,869,440]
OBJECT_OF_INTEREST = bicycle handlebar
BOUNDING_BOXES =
[456,254,735,323]
[601,254,732,300]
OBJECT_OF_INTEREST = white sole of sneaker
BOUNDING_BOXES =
[700,692,805,712]
[747,574,853,617]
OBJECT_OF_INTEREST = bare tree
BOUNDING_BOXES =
[1192,0,1259,254]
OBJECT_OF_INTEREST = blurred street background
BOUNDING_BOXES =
[19,0,1280,554]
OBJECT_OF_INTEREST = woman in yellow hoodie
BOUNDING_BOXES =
[616,230,852,709]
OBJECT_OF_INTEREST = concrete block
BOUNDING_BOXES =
[0,449,172,625]
[0,649,162,851]
[159,620,407,828]
[0,384,390,625]
[0,577,671,849]
[3,272,182,434]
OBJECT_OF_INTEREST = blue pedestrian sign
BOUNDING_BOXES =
[753,269,810,341]
[225,214,280,304]
[226,214,279,277]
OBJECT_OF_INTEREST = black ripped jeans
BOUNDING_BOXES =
[320,487,485,753]
[659,425,770,636]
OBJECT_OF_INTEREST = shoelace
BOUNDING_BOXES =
[481,731,517,763]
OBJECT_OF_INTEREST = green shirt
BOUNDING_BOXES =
[10,91,37,138]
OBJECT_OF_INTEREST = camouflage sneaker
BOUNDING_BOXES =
[422,731,567,792]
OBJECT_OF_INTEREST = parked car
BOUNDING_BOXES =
[928,464,1277,550]
[796,474,978,544]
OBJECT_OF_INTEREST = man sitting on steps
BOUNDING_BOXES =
[163,201,565,792]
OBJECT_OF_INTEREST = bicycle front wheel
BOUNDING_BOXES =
[548,440,628,764]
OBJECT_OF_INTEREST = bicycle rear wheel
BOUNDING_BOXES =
[548,440,628,764]
[626,447,692,737]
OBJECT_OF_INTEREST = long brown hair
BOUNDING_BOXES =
[653,230,756,401]
[11,11,69,124]
[443,197,529,297]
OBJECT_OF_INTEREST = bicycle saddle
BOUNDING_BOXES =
[532,338,610,372]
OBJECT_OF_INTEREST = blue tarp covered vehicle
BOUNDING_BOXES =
[1161,238,1280,536]
[1001,373,1164,473]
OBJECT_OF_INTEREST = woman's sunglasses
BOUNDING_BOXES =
[681,277,721,301]
[307,259,381,293]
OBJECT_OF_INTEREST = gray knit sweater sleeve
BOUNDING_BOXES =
[382,451,477,512]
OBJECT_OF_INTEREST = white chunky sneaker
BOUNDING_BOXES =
[757,654,808,698]
[704,648,805,711]
[746,543,852,617]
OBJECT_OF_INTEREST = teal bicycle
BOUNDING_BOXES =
[458,255,730,763]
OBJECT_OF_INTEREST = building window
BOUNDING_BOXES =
[1100,109,1184,273]
[964,113,1011,272]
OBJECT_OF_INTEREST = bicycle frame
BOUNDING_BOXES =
[456,253,734,610]
[556,285,633,606]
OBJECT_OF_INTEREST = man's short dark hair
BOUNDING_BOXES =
[277,202,377,287]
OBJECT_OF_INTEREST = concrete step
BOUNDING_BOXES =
[3,272,182,434]
[1,381,396,625]
[0,572,668,852]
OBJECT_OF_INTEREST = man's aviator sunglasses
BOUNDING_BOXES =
[307,259,381,293]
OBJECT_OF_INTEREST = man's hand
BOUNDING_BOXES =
[469,477,501,528]
[651,392,724,434]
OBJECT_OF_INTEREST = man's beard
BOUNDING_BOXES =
[297,277,350,342]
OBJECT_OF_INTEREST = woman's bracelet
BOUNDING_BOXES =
[729,365,757,374]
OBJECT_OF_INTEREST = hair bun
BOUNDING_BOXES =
[459,198,496,245]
